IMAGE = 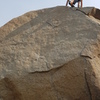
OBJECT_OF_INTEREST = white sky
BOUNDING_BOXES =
[0,0,100,27]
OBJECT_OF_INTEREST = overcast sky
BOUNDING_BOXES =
[0,0,100,27]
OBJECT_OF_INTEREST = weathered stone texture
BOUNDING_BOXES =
[0,6,100,100]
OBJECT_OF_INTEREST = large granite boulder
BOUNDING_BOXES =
[0,6,100,100]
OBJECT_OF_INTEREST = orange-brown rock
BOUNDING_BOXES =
[0,6,100,100]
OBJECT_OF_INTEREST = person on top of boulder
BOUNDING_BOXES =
[66,0,83,8]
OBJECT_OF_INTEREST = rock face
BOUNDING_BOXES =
[0,6,100,100]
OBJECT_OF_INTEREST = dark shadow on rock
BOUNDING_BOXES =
[88,8,100,20]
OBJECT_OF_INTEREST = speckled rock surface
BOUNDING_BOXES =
[0,6,100,100]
